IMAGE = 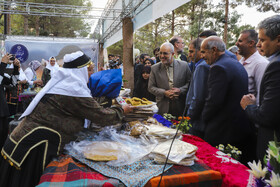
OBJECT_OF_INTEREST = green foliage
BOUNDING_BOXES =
[133,0,256,54]
[1,0,91,37]
[163,113,176,121]
[107,40,123,58]
[177,118,192,134]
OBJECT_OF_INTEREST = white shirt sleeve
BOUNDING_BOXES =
[24,67,34,81]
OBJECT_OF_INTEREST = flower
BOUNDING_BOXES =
[176,116,192,134]
[265,171,280,186]
[153,114,172,127]
[248,160,268,179]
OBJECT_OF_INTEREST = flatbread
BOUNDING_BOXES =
[84,152,118,161]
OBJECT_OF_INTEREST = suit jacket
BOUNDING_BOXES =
[148,59,191,117]
[180,54,188,62]
[202,54,254,146]
[186,60,210,132]
[246,51,280,159]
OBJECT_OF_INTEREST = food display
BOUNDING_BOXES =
[83,141,126,161]
[125,97,154,106]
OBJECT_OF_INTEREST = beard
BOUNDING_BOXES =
[161,56,173,65]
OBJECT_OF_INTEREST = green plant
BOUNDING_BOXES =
[216,144,242,161]
[176,116,192,134]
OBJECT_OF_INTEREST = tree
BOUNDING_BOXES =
[0,0,92,37]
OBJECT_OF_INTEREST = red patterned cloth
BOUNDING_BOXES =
[37,156,121,187]
[182,134,250,187]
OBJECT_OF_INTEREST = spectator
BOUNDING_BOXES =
[199,30,237,60]
[0,54,20,148]
[144,58,154,67]
[24,60,43,88]
[169,35,188,62]
[148,42,191,117]
[134,53,150,95]
[236,29,268,105]
[228,45,242,61]
[108,54,115,61]
[42,56,60,86]
[134,66,155,102]
[240,15,280,161]
[185,38,210,139]
[153,47,160,63]
[201,36,256,165]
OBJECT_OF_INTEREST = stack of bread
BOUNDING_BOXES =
[150,139,197,166]
[123,97,157,121]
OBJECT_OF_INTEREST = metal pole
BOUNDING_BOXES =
[4,0,8,35]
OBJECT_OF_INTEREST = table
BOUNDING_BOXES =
[37,135,253,187]
[37,156,222,187]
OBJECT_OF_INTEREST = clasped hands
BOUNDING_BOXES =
[164,87,180,100]
[240,94,256,110]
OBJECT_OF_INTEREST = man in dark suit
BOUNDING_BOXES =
[148,42,191,117]
[185,38,210,139]
[241,15,280,161]
[201,36,256,165]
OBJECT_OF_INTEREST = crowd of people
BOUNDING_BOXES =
[132,15,280,166]
[0,14,279,186]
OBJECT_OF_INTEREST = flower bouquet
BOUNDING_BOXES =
[248,136,280,187]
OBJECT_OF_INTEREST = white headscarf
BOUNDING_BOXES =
[46,56,60,77]
[20,51,91,119]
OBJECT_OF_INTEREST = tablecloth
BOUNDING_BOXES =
[182,134,254,187]
[38,155,222,187]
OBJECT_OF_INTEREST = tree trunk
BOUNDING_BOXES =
[24,16,28,35]
[122,17,134,93]
[223,0,229,45]
[190,3,195,40]
[171,10,175,36]
[7,0,11,35]
[98,43,104,71]
[35,16,40,36]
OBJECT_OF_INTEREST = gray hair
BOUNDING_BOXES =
[161,42,175,53]
[205,40,226,52]
[257,15,280,40]
[228,45,239,53]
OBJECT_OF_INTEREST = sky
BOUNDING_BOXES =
[223,2,275,28]
[89,0,276,32]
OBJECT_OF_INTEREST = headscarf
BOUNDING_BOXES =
[46,56,60,77]
[28,60,41,78]
[20,51,92,119]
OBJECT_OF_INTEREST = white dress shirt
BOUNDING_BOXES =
[240,51,269,105]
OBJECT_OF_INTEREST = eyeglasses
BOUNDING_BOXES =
[159,52,171,56]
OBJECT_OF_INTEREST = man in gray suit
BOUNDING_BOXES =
[148,42,191,117]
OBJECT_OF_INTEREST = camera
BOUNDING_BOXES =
[10,54,16,61]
